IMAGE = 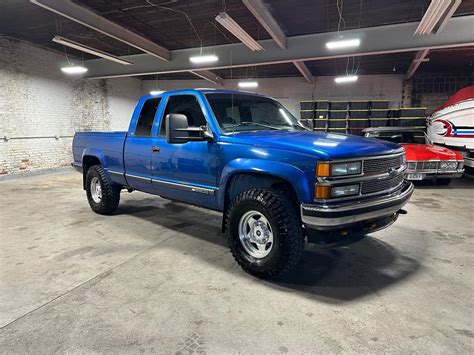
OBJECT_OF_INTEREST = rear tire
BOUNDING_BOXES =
[435,178,452,186]
[85,165,121,215]
[226,189,304,279]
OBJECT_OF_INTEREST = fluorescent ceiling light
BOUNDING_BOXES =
[326,38,360,50]
[335,75,358,84]
[238,81,259,88]
[150,90,164,95]
[215,12,264,51]
[189,54,219,64]
[53,36,133,65]
[61,66,88,75]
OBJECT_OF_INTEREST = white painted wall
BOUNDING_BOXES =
[142,75,404,117]
[0,38,142,176]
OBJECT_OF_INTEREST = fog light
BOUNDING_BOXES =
[331,184,360,198]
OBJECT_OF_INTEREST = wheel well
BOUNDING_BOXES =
[222,173,300,232]
[82,155,101,189]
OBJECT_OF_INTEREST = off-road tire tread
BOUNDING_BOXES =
[225,189,304,279]
[86,165,121,215]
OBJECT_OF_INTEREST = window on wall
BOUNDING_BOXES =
[135,98,161,136]
[159,95,207,136]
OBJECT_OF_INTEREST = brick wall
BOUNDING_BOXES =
[0,38,142,176]
[409,72,474,113]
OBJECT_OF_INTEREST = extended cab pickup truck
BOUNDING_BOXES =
[73,89,414,278]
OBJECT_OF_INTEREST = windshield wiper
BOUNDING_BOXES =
[225,122,281,130]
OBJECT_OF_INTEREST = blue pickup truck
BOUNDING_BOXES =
[73,89,413,278]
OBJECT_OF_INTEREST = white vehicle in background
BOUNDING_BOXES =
[427,86,474,170]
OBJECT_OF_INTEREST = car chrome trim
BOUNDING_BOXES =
[152,178,217,195]
[108,170,124,177]
[302,181,414,229]
[125,173,151,182]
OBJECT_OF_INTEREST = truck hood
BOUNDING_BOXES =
[402,143,462,161]
[220,130,401,159]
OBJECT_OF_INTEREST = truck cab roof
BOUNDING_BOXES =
[144,88,272,100]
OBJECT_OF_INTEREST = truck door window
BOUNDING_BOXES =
[159,95,207,136]
[135,98,161,136]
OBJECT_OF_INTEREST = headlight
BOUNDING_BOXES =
[439,161,448,170]
[331,162,362,176]
[447,161,457,170]
[439,161,457,170]
[317,161,362,177]
[331,184,360,198]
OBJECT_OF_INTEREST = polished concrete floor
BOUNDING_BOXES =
[1,171,473,353]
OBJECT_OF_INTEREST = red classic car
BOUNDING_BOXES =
[363,127,464,185]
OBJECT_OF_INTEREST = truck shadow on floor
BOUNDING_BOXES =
[115,198,421,303]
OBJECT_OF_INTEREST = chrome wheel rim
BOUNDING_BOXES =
[238,210,274,259]
[90,177,102,203]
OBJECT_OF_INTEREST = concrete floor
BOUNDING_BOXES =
[0,171,473,353]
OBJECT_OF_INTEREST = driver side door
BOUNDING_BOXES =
[150,93,219,209]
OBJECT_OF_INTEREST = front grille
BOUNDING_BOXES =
[363,155,403,174]
[415,161,439,171]
[361,174,404,195]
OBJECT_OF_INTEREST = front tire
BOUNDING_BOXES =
[85,165,121,215]
[226,189,304,279]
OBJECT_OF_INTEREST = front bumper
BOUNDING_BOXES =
[405,169,464,180]
[301,180,414,231]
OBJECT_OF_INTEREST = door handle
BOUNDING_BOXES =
[152,146,160,153]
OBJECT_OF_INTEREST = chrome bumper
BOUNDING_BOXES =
[301,181,414,230]
[405,169,464,179]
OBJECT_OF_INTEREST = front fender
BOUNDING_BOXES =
[218,158,311,209]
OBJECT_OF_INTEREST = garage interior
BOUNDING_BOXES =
[1,0,473,353]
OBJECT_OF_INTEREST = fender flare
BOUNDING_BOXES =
[217,158,311,209]
[81,148,113,187]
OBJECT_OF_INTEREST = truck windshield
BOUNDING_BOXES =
[369,131,426,144]
[205,93,304,132]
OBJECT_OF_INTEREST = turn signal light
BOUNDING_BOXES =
[315,185,331,199]
[316,163,330,177]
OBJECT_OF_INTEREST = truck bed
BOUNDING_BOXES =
[72,131,127,173]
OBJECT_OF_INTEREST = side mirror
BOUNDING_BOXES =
[166,113,214,144]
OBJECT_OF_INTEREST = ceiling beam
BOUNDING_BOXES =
[189,70,224,86]
[405,49,430,79]
[414,0,461,35]
[243,0,286,50]
[83,15,474,79]
[30,0,170,61]
[292,61,314,83]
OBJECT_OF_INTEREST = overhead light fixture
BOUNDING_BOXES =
[150,90,164,95]
[326,38,361,50]
[61,65,88,75]
[189,54,219,64]
[215,12,264,51]
[238,81,259,88]
[414,0,461,35]
[335,75,358,84]
[53,36,133,65]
